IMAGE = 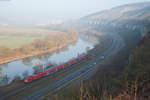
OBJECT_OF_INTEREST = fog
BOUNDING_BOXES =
[0,0,149,25]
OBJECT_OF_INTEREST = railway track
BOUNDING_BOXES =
[0,34,120,100]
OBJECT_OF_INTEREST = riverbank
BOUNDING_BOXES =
[0,38,77,65]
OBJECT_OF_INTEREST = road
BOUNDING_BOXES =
[24,34,124,100]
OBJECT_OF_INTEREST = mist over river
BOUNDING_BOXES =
[0,38,95,86]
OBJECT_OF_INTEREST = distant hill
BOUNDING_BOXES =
[81,2,150,21]
[79,2,150,48]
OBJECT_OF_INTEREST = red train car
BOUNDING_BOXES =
[24,72,49,83]
[68,59,77,65]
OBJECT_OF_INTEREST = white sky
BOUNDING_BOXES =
[0,0,150,24]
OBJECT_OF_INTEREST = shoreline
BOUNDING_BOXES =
[0,39,77,65]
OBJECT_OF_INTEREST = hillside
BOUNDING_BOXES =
[81,2,150,21]
[79,2,150,48]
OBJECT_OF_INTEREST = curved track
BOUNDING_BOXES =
[0,34,124,100]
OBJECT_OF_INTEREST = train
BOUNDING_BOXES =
[24,55,88,83]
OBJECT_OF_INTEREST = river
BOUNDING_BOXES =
[0,38,95,86]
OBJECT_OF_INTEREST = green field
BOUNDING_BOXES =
[0,27,55,49]
[0,27,58,33]
[0,34,43,48]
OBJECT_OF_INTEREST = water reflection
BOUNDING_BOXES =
[22,57,33,66]
[49,39,94,64]
[0,39,95,86]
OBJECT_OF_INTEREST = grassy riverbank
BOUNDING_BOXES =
[0,27,79,65]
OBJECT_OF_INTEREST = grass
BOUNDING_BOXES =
[0,34,34,48]
[0,27,58,33]
[0,34,50,49]
[0,27,58,49]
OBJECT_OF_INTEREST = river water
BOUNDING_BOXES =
[0,38,95,86]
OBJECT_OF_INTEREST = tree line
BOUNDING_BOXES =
[0,30,78,60]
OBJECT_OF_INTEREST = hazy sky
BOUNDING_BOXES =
[0,0,150,24]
